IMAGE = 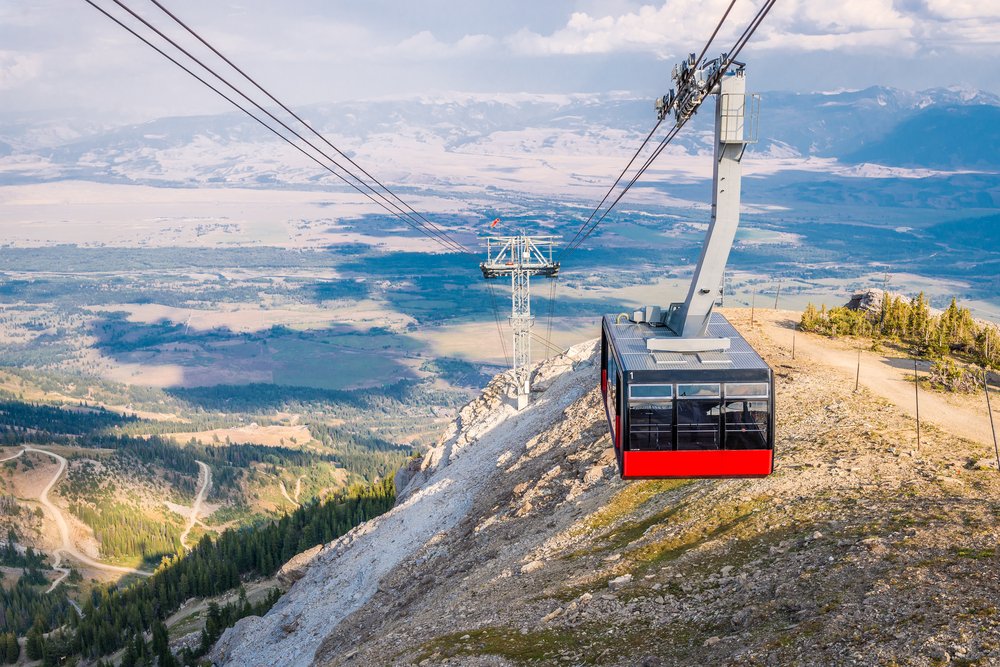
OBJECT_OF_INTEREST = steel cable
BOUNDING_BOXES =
[144,0,468,254]
[86,0,467,254]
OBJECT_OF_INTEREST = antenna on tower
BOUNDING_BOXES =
[481,233,560,410]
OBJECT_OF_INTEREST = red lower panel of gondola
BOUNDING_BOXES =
[622,449,773,478]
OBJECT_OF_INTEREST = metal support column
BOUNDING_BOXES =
[667,67,757,339]
[630,55,759,354]
[481,234,559,410]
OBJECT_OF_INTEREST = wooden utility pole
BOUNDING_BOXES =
[913,358,921,452]
[855,348,861,392]
[985,371,999,471]
[773,281,781,310]
[791,327,796,360]
[750,286,756,326]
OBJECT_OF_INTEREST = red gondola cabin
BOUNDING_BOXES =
[601,312,774,479]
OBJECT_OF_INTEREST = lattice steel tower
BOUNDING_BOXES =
[481,234,560,409]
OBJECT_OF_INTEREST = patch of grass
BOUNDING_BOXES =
[629,501,760,570]
[415,621,714,665]
[681,521,799,580]
[953,547,995,560]
[581,479,692,533]
[414,626,601,664]
[599,502,689,554]
[167,608,204,637]
[561,503,765,601]
[958,604,997,619]
[951,659,980,667]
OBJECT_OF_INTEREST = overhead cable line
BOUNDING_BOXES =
[84,0,517,361]
[562,0,776,255]
[560,117,663,254]
[543,274,557,358]
[530,331,564,355]
[726,0,777,63]
[564,121,684,254]
[547,0,771,351]
[108,0,467,254]
[561,0,738,257]
[84,0,468,254]
[143,0,466,254]
[694,0,738,67]
[486,279,511,368]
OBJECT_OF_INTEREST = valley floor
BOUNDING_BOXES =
[217,308,1000,666]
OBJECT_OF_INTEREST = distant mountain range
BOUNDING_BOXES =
[1,86,998,191]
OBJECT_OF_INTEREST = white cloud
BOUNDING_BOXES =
[391,30,497,59]
[1,0,998,122]
[506,2,748,57]
[921,0,1000,21]
[507,0,998,58]
[0,51,41,90]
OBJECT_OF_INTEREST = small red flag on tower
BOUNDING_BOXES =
[490,217,500,228]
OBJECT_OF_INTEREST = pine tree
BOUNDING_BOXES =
[151,619,176,667]
[121,634,140,667]
[800,303,820,331]
[204,602,221,641]
[908,292,931,343]
[3,632,17,664]
[25,617,45,660]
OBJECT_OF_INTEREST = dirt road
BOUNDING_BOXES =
[46,551,71,594]
[180,461,212,550]
[0,449,24,464]
[279,481,297,507]
[0,448,73,592]
[748,310,999,448]
[24,446,153,578]
[279,475,305,507]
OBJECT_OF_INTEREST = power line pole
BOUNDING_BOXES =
[913,357,921,452]
[855,348,861,392]
[481,234,559,410]
[985,370,998,471]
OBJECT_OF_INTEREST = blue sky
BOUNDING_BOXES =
[2,0,999,121]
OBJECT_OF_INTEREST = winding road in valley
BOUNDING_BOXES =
[22,446,154,579]
[180,461,212,550]
[0,449,75,592]
[279,475,305,507]
[0,449,24,465]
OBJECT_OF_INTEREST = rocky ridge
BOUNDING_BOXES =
[212,341,599,665]
[215,311,1000,666]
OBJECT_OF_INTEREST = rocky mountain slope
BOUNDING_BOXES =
[213,310,1000,666]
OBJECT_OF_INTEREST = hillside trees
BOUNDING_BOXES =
[70,477,395,660]
[802,292,999,370]
[177,586,281,665]
[0,577,74,636]
[69,502,179,563]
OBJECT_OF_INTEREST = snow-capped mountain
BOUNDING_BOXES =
[0,86,997,193]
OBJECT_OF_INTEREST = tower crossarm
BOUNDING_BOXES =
[480,235,561,279]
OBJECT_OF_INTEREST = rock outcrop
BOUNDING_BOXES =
[212,341,600,666]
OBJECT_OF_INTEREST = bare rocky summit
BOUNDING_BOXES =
[214,313,1000,666]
